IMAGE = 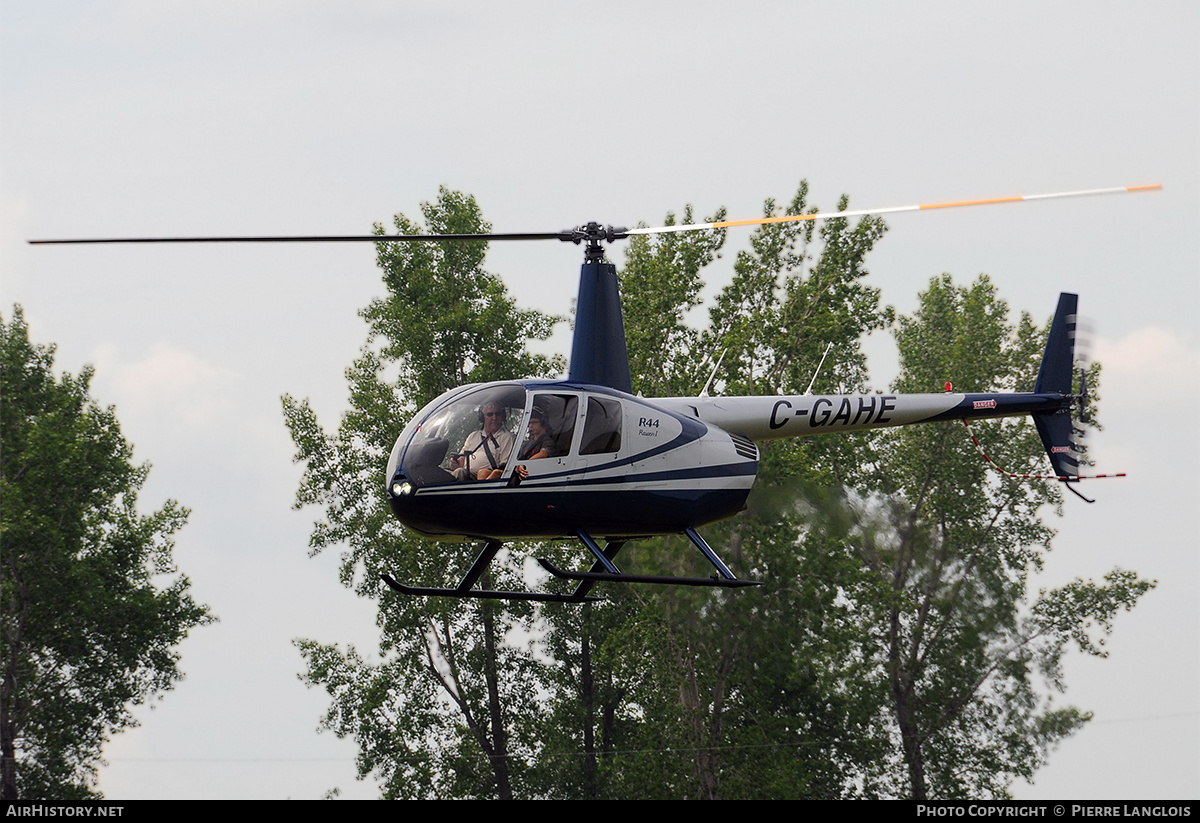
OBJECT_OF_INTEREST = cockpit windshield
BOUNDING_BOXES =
[395,384,526,486]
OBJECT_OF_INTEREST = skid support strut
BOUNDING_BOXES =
[383,529,762,603]
[381,539,601,603]
[537,528,762,590]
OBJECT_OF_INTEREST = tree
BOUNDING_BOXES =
[288,186,1151,799]
[531,183,895,798]
[534,195,1151,799]
[608,185,893,798]
[0,307,213,800]
[284,188,562,798]
[618,205,728,397]
[856,275,1155,799]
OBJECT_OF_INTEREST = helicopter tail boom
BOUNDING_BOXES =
[656,293,1085,480]
[657,390,1065,442]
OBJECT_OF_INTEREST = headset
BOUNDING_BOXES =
[477,401,508,425]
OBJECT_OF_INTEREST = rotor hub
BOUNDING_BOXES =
[559,222,628,263]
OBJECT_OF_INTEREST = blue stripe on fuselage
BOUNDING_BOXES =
[390,483,752,541]
[410,459,756,496]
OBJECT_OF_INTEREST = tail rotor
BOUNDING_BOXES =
[965,294,1123,502]
[1031,295,1125,501]
[1074,312,1094,427]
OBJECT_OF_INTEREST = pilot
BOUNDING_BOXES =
[449,401,515,481]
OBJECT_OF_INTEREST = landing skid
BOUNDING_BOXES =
[535,559,761,589]
[379,527,762,603]
[380,574,601,603]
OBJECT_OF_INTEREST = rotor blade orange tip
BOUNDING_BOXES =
[918,196,1024,210]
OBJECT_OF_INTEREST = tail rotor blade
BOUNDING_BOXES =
[1074,314,1094,425]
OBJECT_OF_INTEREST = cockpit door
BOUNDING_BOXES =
[504,392,580,482]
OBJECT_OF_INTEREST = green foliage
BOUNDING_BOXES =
[285,189,563,799]
[619,206,727,397]
[698,184,892,490]
[859,276,1155,799]
[534,183,895,798]
[0,307,213,800]
[534,213,1151,799]
[365,187,562,408]
[288,186,1151,800]
[702,182,891,399]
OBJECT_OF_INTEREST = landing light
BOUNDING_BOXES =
[391,480,413,497]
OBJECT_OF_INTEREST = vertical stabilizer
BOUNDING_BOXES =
[1033,293,1081,480]
[1034,293,1078,395]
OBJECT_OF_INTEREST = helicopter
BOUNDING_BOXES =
[32,185,1156,603]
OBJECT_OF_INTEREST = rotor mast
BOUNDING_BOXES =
[561,222,632,393]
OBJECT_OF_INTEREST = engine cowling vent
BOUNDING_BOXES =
[728,432,758,461]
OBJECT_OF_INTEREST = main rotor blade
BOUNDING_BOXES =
[28,231,564,245]
[29,184,1160,246]
[627,184,1162,236]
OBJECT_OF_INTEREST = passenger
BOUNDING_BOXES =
[509,406,556,482]
[449,401,515,481]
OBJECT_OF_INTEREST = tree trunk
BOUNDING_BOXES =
[479,585,511,799]
[1,708,17,800]
[580,605,598,798]
[893,684,927,800]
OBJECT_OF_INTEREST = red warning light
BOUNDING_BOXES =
[944,381,953,392]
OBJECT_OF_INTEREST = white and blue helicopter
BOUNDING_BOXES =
[33,185,1154,603]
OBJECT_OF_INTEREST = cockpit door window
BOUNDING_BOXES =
[524,394,579,459]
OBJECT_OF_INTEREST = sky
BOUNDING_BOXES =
[1,1,1196,800]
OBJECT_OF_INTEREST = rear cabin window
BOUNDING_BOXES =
[580,396,622,455]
